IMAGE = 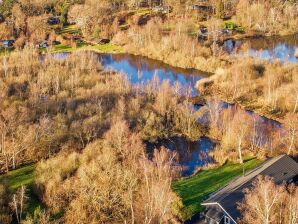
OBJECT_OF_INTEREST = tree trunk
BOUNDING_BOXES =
[287,130,295,155]
[238,138,243,164]
[293,91,298,113]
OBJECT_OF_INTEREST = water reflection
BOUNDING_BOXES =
[224,34,298,63]
[200,101,284,151]
[98,53,284,173]
[99,54,209,96]
[221,102,282,128]
[146,137,214,176]
[48,51,286,173]
[101,54,283,129]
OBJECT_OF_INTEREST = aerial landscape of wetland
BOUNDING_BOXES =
[0,0,297,223]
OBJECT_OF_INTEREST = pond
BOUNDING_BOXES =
[99,53,209,96]
[146,137,214,176]
[224,34,298,63]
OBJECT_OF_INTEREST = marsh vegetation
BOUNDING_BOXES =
[0,0,297,223]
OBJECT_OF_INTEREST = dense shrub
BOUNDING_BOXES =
[0,49,203,172]
[35,121,182,223]
[235,0,298,35]
[0,184,12,224]
[113,19,225,73]
[197,58,298,118]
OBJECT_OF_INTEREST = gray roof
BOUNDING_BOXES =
[202,155,298,221]
[205,205,224,222]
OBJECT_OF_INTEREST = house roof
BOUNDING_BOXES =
[204,205,224,222]
[202,155,298,222]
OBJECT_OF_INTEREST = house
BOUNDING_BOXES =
[38,40,48,49]
[47,16,60,25]
[1,40,15,47]
[152,5,172,13]
[190,5,213,11]
[189,0,213,11]
[133,0,161,8]
[199,155,298,224]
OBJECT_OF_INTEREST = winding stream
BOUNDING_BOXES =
[100,54,216,175]
[98,53,284,176]
[49,43,288,176]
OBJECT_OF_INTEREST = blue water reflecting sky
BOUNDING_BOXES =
[47,51,288,175]
[100,54,207,96]
[146,137,214,176]
[224,34,298,63]
[248,43,297,63]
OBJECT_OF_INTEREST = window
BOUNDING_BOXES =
[224,216,231,224]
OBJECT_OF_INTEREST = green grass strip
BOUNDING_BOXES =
[172,158,262,220]
[0,164,43,218]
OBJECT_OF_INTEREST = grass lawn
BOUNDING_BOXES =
[0,164,42,218]
[172,158,262,220]
[52,43,74,53]
[0,47,14,55]
[0,164,35,191]
[131,8,152,16]
[87,43,123,53]
[52,42,123,54]
[57,24,80,35]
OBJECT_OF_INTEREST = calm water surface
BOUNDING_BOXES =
[224,34,298,63]
[146,137,214,176]
[100,54,216,175]
[50,49,286,175]
[99,54,209,96]
[97,53,284,175]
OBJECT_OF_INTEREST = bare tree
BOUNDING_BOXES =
[174,100,202,141]
[206,100,224,138]
[0,183,12,224]
[239,176,298,224]
[138,147,180,224]
[284,113,298,155]
[220,108,253,164]
[10,186,27,224]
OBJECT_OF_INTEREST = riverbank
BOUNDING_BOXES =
[196,58,298,125]
[48,39,228,74]
[222,31,298,42]
[47,45,294,126]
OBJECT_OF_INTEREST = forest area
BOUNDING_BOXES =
[0,0,297,223]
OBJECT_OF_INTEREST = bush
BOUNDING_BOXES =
[224,21,236,30]
[0,183,12,224]
[35,122,181,223]
[234,0,298,34]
